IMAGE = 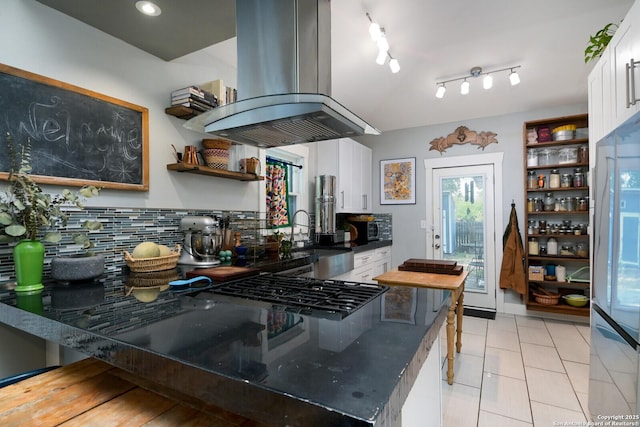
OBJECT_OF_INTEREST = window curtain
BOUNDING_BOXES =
[266,159,290,228]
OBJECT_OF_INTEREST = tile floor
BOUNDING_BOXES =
[441,313,591,426]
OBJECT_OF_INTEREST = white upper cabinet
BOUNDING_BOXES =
[316,138,373,214]
[590,0,640,140]
[610,1,640,129]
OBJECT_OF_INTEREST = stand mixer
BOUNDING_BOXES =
[178,216,222,266]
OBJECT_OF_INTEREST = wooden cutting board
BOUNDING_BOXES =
[186,266,260,283]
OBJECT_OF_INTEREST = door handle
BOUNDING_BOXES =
[627,59,639,108]
[341,191,345,208]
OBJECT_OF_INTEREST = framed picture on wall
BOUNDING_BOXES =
[380,157,416,205]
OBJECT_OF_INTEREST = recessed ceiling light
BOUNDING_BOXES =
[135,1,161,17]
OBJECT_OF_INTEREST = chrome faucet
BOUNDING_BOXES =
[290,209,311,246]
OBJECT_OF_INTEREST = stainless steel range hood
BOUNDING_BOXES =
[184,0,380,147]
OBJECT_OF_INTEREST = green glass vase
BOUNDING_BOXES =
[13,240,45,292]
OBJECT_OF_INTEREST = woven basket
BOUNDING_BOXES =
[202,148,229,169]
[202,139,232,150]
[533,291,560,306]
[124,244,181,272]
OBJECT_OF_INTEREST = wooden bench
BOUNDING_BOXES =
[0,357,267,426]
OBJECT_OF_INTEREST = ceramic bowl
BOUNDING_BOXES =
[562,294,588,307]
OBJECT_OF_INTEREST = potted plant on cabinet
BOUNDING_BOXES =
[0,133,102,291]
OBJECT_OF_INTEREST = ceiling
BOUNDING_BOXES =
[35,0,633,133]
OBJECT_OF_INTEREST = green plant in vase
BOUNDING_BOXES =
[0,133,102,291]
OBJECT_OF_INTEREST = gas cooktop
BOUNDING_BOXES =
[197,273,389,320]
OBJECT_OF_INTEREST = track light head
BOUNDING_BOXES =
[460,80,470,95]
[435,84,446,99]
[483,74,493,90]
[509,69,520,86]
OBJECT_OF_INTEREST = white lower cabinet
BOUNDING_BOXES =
[331,246,392,283]
[401,330,443,427]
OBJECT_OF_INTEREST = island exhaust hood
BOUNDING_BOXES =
[184,0,380,147]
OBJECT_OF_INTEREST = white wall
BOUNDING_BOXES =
[0,0,261,212]
[357,104,587,309]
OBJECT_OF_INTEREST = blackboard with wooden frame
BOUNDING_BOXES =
[0,64,149,191]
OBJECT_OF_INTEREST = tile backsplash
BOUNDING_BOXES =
[0,208,392,282]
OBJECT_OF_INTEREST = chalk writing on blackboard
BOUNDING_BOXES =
[0,64,149,191]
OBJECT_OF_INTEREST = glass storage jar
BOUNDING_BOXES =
[528,237,539,255]
[576,243,589,258]
[566,197,576,211]
[527,171,537,189]
[558,147,578,164]
[549,169,560,188]
[537,174,546,189]
[558,198,568,212]
[560,245,575,256]
[561,173,573,188]
[573,168,585,187]
[547,237,558,255]
[578,145,589,163]
[527,149,538,167]
[544,192,555,211]
[527,197,534,212]
[534,198,543,212]
[537,148,557,166]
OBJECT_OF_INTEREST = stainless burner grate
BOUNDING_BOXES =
[208,273,388,319]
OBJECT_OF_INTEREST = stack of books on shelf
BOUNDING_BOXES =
[200,80,236,106]
[170,86,218,112]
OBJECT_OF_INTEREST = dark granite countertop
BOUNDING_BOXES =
[0,255,445,427]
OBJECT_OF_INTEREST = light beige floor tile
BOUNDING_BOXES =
[488,315,517,333]
[530,401,586,426]
[564,361,589,394]
[486,328,520,352]
[525,366,582,412]
[462,315,488,336]
[515,315,546,329]
[478,411,532,427]
[442,382,481,427]
[545,319,583,342]
[442,353,484,388]
[517,325,554,347]
[576,392,591,421]
[480,372,532,423]
[554,337,590,364]
[575,323,591,344]
[521,342,565,373]
[460,331,486,357]
[484,347,525,380]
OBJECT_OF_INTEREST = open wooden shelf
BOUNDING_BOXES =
[166,163,264,182]
[526,300,590,316]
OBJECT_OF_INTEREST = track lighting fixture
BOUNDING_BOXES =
[435,65,521,98]
[366,12,400,74]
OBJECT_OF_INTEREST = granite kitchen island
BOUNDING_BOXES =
[0,265,449,426]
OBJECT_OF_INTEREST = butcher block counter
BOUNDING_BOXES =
[0,357,263,426]
[373,269,467,385]
[0,266,449,427]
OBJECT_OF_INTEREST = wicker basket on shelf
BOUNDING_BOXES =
[202,139,232,170]
[532,291,560,306]
[124,244,181,272]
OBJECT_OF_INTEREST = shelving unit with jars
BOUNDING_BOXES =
[523,114,590,317]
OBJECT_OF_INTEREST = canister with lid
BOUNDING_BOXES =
[558,147,578,164]
[577,198,588,211]
[578,145,588,163]
[537,148,557,166]
[527,171,537,189]
[534,197,543,212]
[527,149,538,167]
[561,173,573,188]
[558,198,568,212]
[549,169,560,188]
[544,192,554,211]
[573,168,585,187]
[576,243,589,258]
[528,237,539,255]
[547,237,558,255]
[560,245,575,256]
[566,197,576,211]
